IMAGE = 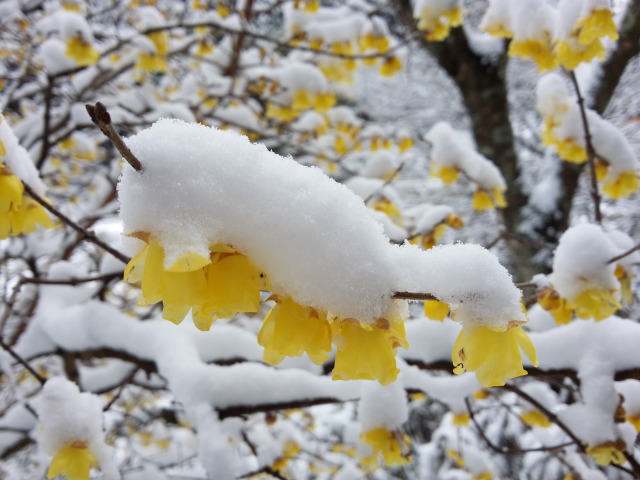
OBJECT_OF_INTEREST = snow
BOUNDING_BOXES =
[119,119,524,329]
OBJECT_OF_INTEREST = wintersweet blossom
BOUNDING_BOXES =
[64,37,99,66]
[452,412,469,426]
[258,295,332,365]
[519,409,552,428]
[413,0,464,42]
[602,171,639,199]
[47,441,98,480]
[360,428,411,467]
[424,300,449,321]
[332,310,408,386]
[586,439,627,466]
[124,235,268,329]
[0,163,52,239]
[452,326,538,387]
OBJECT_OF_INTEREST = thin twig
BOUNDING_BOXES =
[36,76,54,170]
[608,242,640,264]
[0,337,46,386]
[569,71,602,224]
[392,291,438,301]
[364,161,406,204]
[103,368,139,412]
[21,183,130,264]
[22,272,123,286]
[85,102,143,172]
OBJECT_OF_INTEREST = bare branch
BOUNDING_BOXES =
[85,102,143,172]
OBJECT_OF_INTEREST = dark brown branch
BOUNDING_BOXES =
[21,272,123,286]
[21,182,130,264]
[608,243,640,265]
[0,337,46,385]
[103,368,139,412]
[85,102,143,172]
[218,397,349,420]
[569,71,602,224]
[392,291,438,301]
[36,76,55,170]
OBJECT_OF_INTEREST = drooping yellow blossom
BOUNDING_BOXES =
[473,472,494,480]
[266,103,299,123]
[65,37,99,66]
[586,439,627,466]
[615,265,634,306]
[626,413,640,432]
[471,189,494,211]
[569,288,621,321]
[294,0,320,13]
[370,198,403,225]
[452,412,469,426]
[398,136,413,152]
[292,89,312,111]
[312,92,336,112]
[447,448,465,466]
[602,171,639,199]
[360,428,411,468]
[508,35,558,72]
[415,7,464,42]
[576,8,619,45]
[47,441,98,480]
[452,326,538,387]
[379,56,402,77]
[424,300,449,321]
[537,287,573,324]
[271,441,301,472]
[555,36,606,71]
[473,389,490,400]
[331,316,406,385]
[124,236,267,329]
[258,295,332,365]
[0,165,52,239]
[520,409,551,428]
[430,165,459,184]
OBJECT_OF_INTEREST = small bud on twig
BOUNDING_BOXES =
[86,102,143,172]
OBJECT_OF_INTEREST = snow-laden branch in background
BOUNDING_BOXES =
[116,118,532,388]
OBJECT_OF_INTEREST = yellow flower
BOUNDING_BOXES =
[447,448,465,466]
[266,103,299,123]
[292,89,312,111]
[586,440,627,466]
[0,169,24,212]
[331,319,403,386]
[602,171,639,199]
[370,198,403,225]
[452,326,538,388]
[472,189,494,211]
[615,265,634,306]
[415,7,464,42]
[424,300,449,321]
[360,428,411,467]
[4,197,53,237]
[136,52,168,72]
[576,9,618,45]
[568,288,621,321]
[431,165,459,184]
[537,287,573,324]
[626,413,640,431]
[555,138,588,163]
[258,295,332,365]
[379,56,402,77]
[194,244,267,326]
[398,136,413,152]
[452,412,469,426]
[508,37,557,72]
[271,441,301,472]
[47,441,98,480]
[312,92,336,112]
[520,409,551,428]
[473,472,493,480]
[555,37,606,70]
[65,37,99,66]
[124,237,267,329]
[445,213,464,229]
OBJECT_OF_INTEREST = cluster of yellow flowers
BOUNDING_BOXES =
[429,164,507,212]
[410,213,464,250]
[537,283,624,324]
[359,427,412,469]
[414,2,464,41]
[487,5,618,72]
[0,140,52,239]
[124,234,409,385]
